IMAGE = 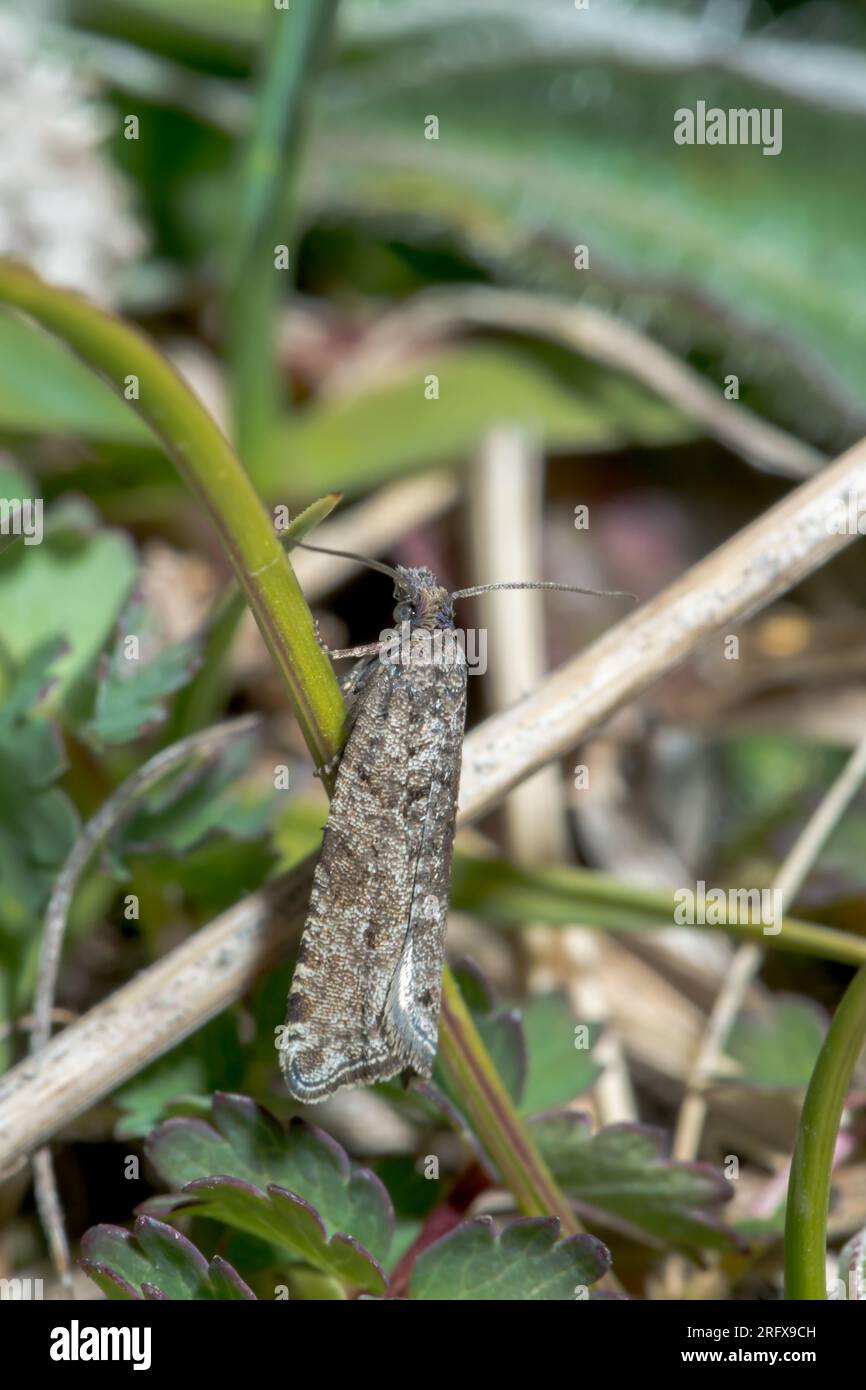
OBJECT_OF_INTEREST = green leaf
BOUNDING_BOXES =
[450,852,667,932]
[438,966,602,1114]
[114,1055,206,1141]
[434,963,525,1106]
[266,344,689,493]
[87,598,201,745]
[726,997,826,1090]
[113,1014,244,1139]
[535,1114,737,1253]
[0,641,78,936]
[409,1216,609,1300]
[0,504,137,705]
[449,853,863,969]
[77,0,262,59]
[475,1008,526,1105]
[311,0,866,435]
[0,634,64,723]
[0,310,155,444]
[114,729,270,861]
[279,492,343,549]
[80,1216,256,1300]
[119,833,275,920]
[371,1155,441,1225]
[146,1092,394,1293]
[520,994,602,1115]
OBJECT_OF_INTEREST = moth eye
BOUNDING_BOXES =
[395,601,414,622]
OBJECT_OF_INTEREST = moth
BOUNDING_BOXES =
[280,546,628,1103]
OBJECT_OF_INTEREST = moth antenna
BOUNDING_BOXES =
[451,581,637,602]
[297,540,402,584]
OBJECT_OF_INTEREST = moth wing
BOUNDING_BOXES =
[382,742,462,1077]
[281,650,465,1102]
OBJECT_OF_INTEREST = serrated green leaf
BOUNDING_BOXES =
[80,1216,256,1300]
[146,1092,394,1292]
[0,641,78,935]
[113,733,271,861]
[87,598,201,745]
[535,1114,737,1253]
[180,1176,388,1293]
[409,1216,609,1300]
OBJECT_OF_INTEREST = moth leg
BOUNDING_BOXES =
[313,615,330,654]
[313,618,376,665]
[339,651,381,706]
[315,748,342,781]
[338,662,365,700]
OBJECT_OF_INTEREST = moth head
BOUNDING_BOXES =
[295,542,635,636]
[393,566,454,630]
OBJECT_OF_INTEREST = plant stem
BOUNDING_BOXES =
[784,963,866,1299]
[438,967,581,1234]
[227,0,340,470]
[0,261,345,774]
[451,854,866,967]
[0,261,581,1236]
[166,494,341,742]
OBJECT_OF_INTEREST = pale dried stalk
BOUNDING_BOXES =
[327,287,824,480]
[469,426,564,858]
[673,730,866,1163]
[2,435,866,1171]
[469,425,636,1123]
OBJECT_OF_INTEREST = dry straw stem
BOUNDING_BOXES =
[332,287,824,480]
[673,730,866,1164]
[469,425,637,1123]
[2,434,866,1171]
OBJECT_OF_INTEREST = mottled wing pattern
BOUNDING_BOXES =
[280,634,467,1102]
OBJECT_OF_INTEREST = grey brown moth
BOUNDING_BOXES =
[280,547,629,1103]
